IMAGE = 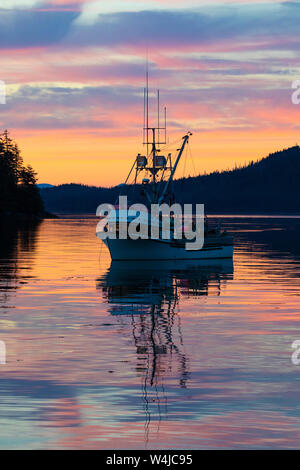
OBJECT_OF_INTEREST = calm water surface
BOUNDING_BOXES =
[0,216,300,449]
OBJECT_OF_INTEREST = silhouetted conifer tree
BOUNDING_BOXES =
[0,130,45,216]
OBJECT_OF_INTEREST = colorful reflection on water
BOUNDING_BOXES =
[0,217,300,449]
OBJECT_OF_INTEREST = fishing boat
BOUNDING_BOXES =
[97,84,233,261]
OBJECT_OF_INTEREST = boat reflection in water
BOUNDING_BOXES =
[97,258,233,443]
[100,259,234,314]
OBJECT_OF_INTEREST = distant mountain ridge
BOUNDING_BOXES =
[37,183,54,189]
[40,145,300,214]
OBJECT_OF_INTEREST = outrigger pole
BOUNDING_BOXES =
[158,132,192,204]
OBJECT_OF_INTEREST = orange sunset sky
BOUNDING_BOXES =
[1,0,300,186]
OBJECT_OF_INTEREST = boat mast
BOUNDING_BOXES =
[140,63,190,205]
[142,63,167,203]
[152,128,156,182]
[122,70,191,206]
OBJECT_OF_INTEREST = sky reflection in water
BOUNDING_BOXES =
[0,217,299,449]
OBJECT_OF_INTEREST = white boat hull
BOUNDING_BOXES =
[100,237,233,261]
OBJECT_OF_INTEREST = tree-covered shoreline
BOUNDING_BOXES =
[40,145,300,215]
[0,130,51,219]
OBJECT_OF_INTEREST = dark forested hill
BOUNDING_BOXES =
[177,145,300,213]
[40,145,300,214]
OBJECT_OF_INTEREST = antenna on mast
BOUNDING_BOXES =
[146,57,149,156]
[164,106,167,144]
[157,89,160,144]
[143,87,146,144]
[142,54,167,152]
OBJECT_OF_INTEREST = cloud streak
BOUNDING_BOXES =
[1,1,300,184]
[1,3,300,49]
[0,9,78,47]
